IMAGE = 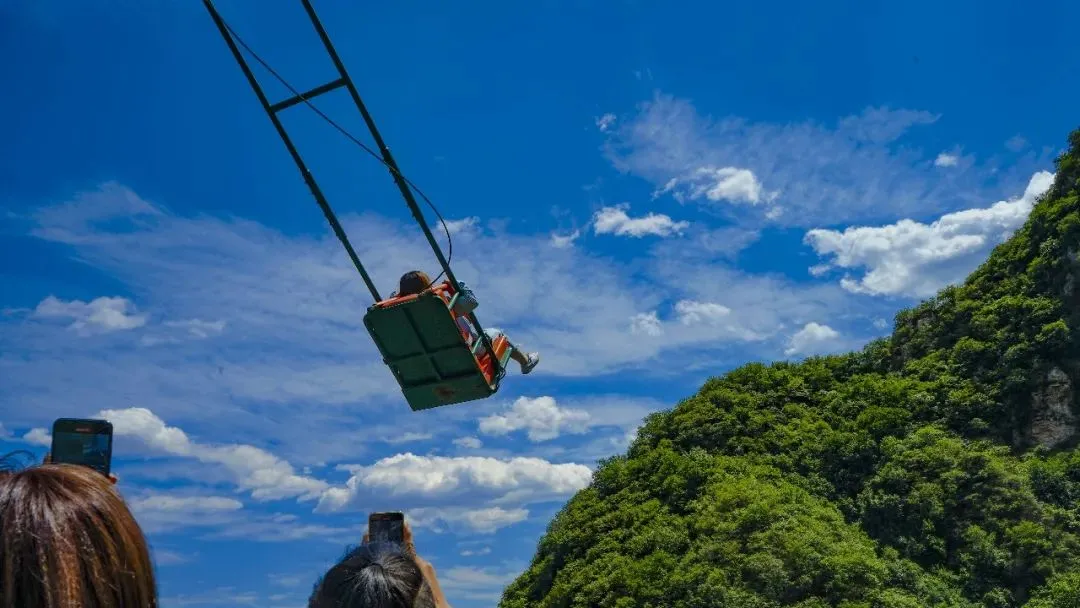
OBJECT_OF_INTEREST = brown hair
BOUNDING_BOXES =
[398,271,433,297]
[0,460,157,608]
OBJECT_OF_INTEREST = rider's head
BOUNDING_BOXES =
[309,542,436,608]
[0,455,157,608]
[398,271,433,297]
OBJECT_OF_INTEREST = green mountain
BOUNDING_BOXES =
[501,129,1080,608]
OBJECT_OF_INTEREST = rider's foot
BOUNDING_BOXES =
[520,352,540,374]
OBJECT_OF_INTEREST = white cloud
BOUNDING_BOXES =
[100,407,328,501]
[873,318,889,330]
[167,319,226,338]
[207,513,363,543]
[443,216,480,236]
[460,546,492,557]
[595,113,617,132]
[316,453,592,512]
[454,436,483,449]
[934,153,959,168]
[660,166,775,205]
[385,432,433,445]
[603,93,1050,227]
[409,505,529,534]
[629,311,663,336]
[125,491,249,534]
[805,170,1055,298]
[674,300,732,325]
[550,230,581,248]
[592,204,689,238]
[128,494,243,513]
[142,318,226,346]
[439,566,522,604]
[32,295,146,335]
[479,396,591,442]
[784,322,841,357]
[22,428,51,446]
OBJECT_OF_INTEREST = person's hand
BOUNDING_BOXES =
[42,453,118,484]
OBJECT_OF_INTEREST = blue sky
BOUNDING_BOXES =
[1,0,1077,606]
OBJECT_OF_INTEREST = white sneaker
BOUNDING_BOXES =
[520,352,540,375]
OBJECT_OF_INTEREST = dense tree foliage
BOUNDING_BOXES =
[501,129,1080,608]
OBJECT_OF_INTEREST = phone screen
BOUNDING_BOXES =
[369,512,404,544]
[51,418,113,476]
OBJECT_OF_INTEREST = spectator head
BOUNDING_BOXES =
[397,271,433,297]
[0,454,157,608]
[309,542,436,608]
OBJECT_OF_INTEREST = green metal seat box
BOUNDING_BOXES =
[363,290,511,411]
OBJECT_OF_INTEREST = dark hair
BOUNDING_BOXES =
[0,461,157,608]
[398,271,433,297]
[309,542,435,608]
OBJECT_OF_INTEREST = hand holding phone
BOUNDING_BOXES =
[368,512,405,544]
[50,418,114,476]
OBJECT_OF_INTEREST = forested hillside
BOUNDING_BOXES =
[501,129,1080,608]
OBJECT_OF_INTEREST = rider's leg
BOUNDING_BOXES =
[485,328,539,373]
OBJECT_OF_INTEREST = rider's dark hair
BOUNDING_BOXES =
[398,271,433,297]
[309,542,435,608]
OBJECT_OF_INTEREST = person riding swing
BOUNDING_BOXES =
[393,271,540,375]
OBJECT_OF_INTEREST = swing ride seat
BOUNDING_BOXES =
[363,283,512,411]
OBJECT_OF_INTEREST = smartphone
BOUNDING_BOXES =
[369,512,404,544]
[50,418,113,476]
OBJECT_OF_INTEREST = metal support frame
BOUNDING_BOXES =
[203,0,381,301]
[203,0,505,383]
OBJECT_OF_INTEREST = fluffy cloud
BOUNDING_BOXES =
[32,296,146,335]
[453,436,483,449]
[550,230,581,248]
[443,216,480,235]
[934,153,959,168]
[805,171,1055,298]
[604,93,1050,227]
[659,166,774,205]
[460,546,492,557]
[385,432,434,445]
[316,453,592,512]
[595,113,617,132]
[478,396,592,442]
[141,318,226,346]
[785,322,841,357]
[674,300,732,325]
[409,506,529,534]
[592,204,689,238]
[439,566,523,604]
[97,407,328,501]
[22,427,52,446]
[128,494,244,513]
[629,311,663,336]
[125,492,247,534]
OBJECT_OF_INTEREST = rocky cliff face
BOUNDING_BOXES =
[1029,365,1076,448]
